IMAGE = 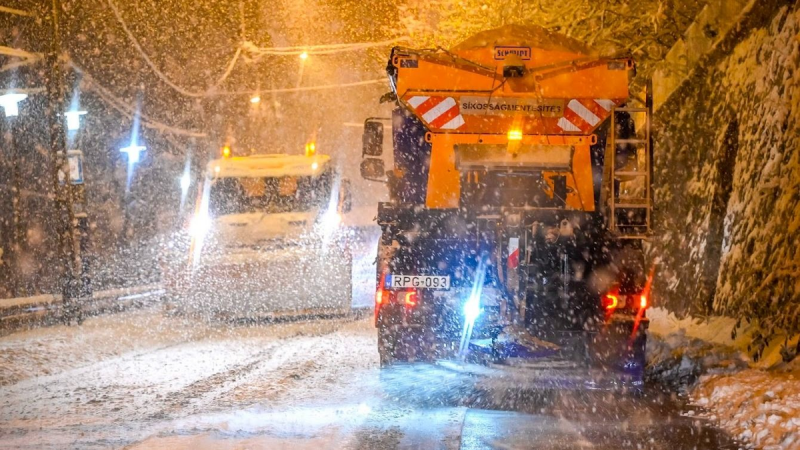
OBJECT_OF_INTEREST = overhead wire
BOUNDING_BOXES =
[242,37,410,56]
[0,46,43,73]
[71,61,207,137]
[106,0,395,98]
[73,56,385,134]
[0,58,40,73]
[210,79,387,96]
[0,6,34,17]
[104,0,242,98]
[88,0,394,133]
[0,46,40,59]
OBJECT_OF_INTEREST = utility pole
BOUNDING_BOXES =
[45,0,81,323]
[9,116,25,297]
[0,6,35,298]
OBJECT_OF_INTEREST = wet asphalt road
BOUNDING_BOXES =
[0,229,738,449]
[349,361,738,450]
[0,308,737,450]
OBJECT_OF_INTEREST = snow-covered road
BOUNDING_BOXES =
[0,309,736,449]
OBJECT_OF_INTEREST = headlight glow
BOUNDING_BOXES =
[189,213,211,238]
[320,211,342,231]
[464,293,482,323]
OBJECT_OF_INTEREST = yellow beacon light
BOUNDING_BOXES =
[222,145,232,158]
[507,129,523,141]
[305,142,316,157]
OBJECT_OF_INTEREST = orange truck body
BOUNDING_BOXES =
[390,25,634,210]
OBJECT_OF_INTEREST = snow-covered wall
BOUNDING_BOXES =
[652,3,799,341]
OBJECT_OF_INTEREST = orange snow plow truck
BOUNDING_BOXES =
[361,25,654,388]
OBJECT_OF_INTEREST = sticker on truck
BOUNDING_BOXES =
[385,275,450,290]
[494,46,531,60]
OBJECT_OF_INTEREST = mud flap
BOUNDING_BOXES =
[590,319,648,383]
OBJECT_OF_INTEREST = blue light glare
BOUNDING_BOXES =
[464,293,482,323]
[65,111,87,131]
[458,257,487,359]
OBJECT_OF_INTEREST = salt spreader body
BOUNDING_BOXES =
[360,25,654,386]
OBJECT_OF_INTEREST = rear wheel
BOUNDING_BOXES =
[344,250,354,312]
[378,324,401,367]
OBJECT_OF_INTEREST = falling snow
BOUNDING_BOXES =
[1,1,799,449]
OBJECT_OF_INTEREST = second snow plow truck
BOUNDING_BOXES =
[361,25,653,387]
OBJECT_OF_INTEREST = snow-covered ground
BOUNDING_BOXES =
[647,307,800,449]
[0,307,735,449]
[0,309,379,449]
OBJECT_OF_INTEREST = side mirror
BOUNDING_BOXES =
[360,158,386,182]
[362,120,384,157]
[338,178,352,214]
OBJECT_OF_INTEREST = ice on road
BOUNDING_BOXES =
[0,309,734,449]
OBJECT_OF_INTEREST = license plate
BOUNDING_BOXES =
[385,275,450,290]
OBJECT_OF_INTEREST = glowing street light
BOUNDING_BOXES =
[180,171,191,192]
[299,51,308,60]
[250,95,261,104]
[0,93,28,117]
[65,110,88,131]
[179,170,191,204]
[178,156,192,208]
[120,144,146,164]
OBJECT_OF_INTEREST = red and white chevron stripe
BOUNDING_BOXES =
[557,99,614,133]
[407,95,465,130]
[507,237,519,269]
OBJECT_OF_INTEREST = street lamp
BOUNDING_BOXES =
[120,144,146,164]
[180,171,191,192]
[0,93,28,117]
[65,110,87,131]
[296,52,309,88]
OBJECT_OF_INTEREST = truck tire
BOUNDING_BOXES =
[629,331,647,375]
[343,250,354,314]
[378,324,401,367]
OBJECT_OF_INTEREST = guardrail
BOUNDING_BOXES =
[0,284,164,332]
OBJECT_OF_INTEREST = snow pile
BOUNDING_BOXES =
[693,369,800,449]
[647,307,800,449]
[646,307,749,389]
[648,307,799,370]
[394,0,703,79]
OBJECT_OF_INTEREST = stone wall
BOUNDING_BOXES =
[652,2,799,341]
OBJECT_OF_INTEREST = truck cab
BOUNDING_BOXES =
[164,153,353,320]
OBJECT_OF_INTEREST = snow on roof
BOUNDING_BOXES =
[206,154,332,178]
[451,24,593,56]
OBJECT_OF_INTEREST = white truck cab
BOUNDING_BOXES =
[165,153,353,320]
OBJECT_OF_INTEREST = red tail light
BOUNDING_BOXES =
[375,273,387,324]
[602,293,619,310]
[601,288,650,311]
